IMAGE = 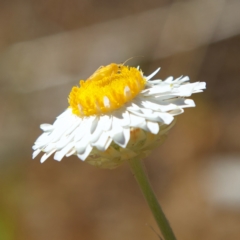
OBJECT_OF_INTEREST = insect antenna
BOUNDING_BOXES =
[122,56,144,66]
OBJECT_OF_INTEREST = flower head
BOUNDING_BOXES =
[32,64,205,169]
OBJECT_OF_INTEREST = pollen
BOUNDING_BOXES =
[68,65,146,116]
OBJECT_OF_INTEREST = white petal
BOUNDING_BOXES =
[146,68,160,80]
[100,115,112,131]
[157,113,174,125]
[32,149,41,159]
[74,118,89,142]
[66,148,76,157]
[112,110,130,127]
[177,76,189,83]
[161,98,194,109]
[112,131,126,148]
[56,134,74,150]
[156,103,179,112]
[146,80,162,85]
[107,116,128,148]
[77,144,93,161]
[92,132,112,151]
[137,121,149,132]
[164,76,174,83]
[90,116,98,134]
[44,143,56,153]
[143,85,172,96]
[195,82,206,90]
[128,108,160,122]
[127,106,142,114]
[75,135,91,154]
[109,115,124,136]
[131,102,141,110]
[141,100,178,112]
[129,113,146,128]
[32,144,40,151]
[123,128,130,147]
[32,142,45,150]
[174,84,195,97]
[103,137,112,151]
[140,101,161,111]
[147,121,159,134]
[40,150,55,163]
[184,99,195,107]
[64,118,81,135]
[169,108,184,116]
[90,120,104,143]
[122,111,130,126]
[51,126,70,142]
[54,142,75,161]
[38,113,75,145]
[53,113,72,128]
[163,98,185,106]
[35,132,50,144]
[140,108,153,115]
[40,124,54,132]
[56,108,71,119]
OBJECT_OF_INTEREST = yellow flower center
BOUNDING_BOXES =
[68,64,146,116]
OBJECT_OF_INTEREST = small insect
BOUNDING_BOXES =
[86,56,142,82]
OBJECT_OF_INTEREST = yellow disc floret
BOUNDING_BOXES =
[68,65,146,116]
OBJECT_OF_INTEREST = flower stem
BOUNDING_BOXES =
[128,158,177,240]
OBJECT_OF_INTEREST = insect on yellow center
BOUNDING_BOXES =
[68,64,146,116]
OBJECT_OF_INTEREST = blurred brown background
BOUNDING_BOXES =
[1,0,240,239]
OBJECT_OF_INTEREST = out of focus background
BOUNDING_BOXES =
[1,0,240,239]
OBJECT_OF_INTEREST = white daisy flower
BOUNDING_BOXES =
[32,64,206,169]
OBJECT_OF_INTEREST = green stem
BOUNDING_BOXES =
[128,158,177,240]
